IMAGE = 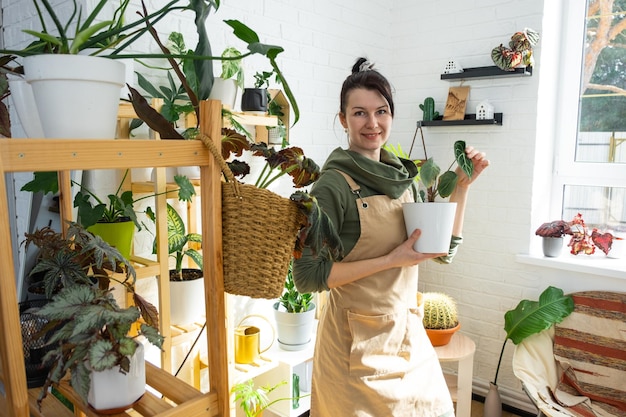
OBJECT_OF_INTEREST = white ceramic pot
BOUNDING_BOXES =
[23,54,125,139]
[273,302,316,351]
[88,341,145,412]
[208,78,238,109]
[402,202,457,253]
[6,74,44,137]
[170,271,205,326]
[542,236,564,258]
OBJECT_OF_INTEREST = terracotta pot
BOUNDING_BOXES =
[425,322,460,346]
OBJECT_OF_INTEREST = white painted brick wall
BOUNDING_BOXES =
[2,0,622,413]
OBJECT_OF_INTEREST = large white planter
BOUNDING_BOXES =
[23,54,125,138]
[88,341,145,413]
[402,202,457,253]
[6,74,44,138]
[273,302,316,351]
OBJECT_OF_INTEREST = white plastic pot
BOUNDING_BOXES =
[402,202,457,253]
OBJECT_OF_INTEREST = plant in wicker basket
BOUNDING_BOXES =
[197,132,343,299]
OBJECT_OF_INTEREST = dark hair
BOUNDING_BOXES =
[339,57,394,117]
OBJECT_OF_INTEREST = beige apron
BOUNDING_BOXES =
[310,171,454,417]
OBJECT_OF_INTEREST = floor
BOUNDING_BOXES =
[470,398,536,417]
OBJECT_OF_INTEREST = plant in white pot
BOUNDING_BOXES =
[0,0,182,139]
[23,222,164,413]
[21,169,195,259]
[390,125,474,253]
[273,260,316,351]
[147,202,205,326]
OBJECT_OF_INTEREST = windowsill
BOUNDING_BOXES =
[516,253,626,280]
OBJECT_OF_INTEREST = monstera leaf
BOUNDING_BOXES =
[493,286,574,384]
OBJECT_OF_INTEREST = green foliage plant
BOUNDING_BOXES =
[278,259,313,313]
[220,46,245,90]
[23,222,164,407]
[21,170,196,230]
[147,203,203,280]
[492,286,574,385]
[422,292,458,330]
[0,0,182,57]
[231,379,290,417]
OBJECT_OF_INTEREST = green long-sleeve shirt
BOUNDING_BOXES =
[292,147,461,293]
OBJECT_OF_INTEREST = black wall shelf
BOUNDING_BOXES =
[418,113,503,127]
[441,66,532,80]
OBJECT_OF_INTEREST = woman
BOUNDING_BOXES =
[292,57,489,417]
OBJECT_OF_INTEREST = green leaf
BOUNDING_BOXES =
[20,171,59,194]
[504,286,575,344]
[418,158,440,189]
[70,360,92,405]
[437,170,458,199]
[453,140,473,179]
[141,324,165,349]
[89,339,117,372]
[174,175,196,202]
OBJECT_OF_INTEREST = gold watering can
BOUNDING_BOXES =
[234,314,275,365]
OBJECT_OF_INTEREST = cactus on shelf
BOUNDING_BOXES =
[419,97,440,121]
[422,292,458,330]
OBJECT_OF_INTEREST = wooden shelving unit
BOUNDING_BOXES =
[418,113,503,127]
[0,101,231,417]
[440,65,532,80]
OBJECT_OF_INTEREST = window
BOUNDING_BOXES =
[554,0,626,234]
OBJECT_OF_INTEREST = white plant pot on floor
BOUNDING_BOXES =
[402,202,457,253]
[88,341,145,413]
[23,54,125,139]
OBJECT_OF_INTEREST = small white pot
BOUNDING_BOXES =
[88,342,145,412]
[208,78,238,109]
[273,302,316,351]
[170,271,205,326]
[402,202,457,253]
[542,236,564,258]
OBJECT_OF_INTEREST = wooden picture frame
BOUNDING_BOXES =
[443,86,470,121]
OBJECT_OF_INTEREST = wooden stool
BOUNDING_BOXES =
[434,332,476,417]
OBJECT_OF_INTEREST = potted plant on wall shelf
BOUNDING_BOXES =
[23,222,164,413]
[147,202,204,326]
[273,259,316,351]
[419,292,460,346]
[241,69,275,113]
[391,124,474,253]
[209,46,245,110]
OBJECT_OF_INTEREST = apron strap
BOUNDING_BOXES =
[334,170,369,209]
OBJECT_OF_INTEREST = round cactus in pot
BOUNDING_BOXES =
[420,292,460,346]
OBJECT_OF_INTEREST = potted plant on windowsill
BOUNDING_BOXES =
[390,124,474,253]
[535,213,624,258]
[535,219,572,257]
[147,202,205,326]
[273,259,316,351]
[22,222,164,413]
[419,292,460,346]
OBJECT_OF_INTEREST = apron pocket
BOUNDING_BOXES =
[347,309,412,378]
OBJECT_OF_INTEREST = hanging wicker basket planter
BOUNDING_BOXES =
[201,135,307,299]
